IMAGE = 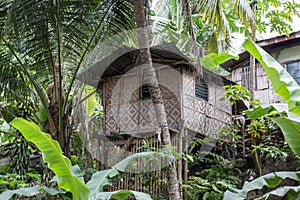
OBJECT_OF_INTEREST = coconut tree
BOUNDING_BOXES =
[152,0,253,54]
[0,0,135,154]
[132,0,181,199]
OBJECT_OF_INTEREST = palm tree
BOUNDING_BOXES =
[0,0,135,154]
[152,0,253,53]
[192,0,253,52]
[132,0,181,199]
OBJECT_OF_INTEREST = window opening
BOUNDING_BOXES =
[195,79,208,101]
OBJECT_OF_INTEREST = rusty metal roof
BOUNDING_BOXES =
[221,31,300,72]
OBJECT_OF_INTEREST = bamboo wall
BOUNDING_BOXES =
[102,65,181,137]
[94,131,188,199]
[227,64,277,104]
[99,65,232,199]
[182,70,231,138]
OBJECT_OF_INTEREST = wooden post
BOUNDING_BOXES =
[96,138,101,170]
[183,129,188,200]
[178,120,184,198]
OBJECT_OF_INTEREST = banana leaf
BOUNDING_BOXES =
[0,186,63,199]
[261,185,300,200]
[11,118,90,200]
[96,190,152,200]
[201,52,239,70]
[82,85,96,118]
[245,104,300,157]
[223,171,300,200]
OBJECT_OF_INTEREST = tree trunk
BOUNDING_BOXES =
[46,58,69,155]
[249,4,256,97]
[250,2,262,176]
[132,0,181,199]
[186,0,204,75]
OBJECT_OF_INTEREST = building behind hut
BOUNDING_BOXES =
[221,31,300,104]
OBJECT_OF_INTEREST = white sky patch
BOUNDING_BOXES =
[259,0,300,39]
[151,0,159,9]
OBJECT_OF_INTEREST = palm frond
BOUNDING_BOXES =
[233,0,253,28]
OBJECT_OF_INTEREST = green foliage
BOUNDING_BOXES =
[0,0,135,157]
[252,144,288,162]
[96,190,151,200]
[201,52,239,71]
[222,85,251,105]
[186,138,241,200]
[272,117,300,157]
[191,0,252,52]
[256,0,300,36]
[220,126,242,147]
[0,186,63,199]
[82,85,97,118]
[11,118,90,200]
[245,104,300,157]
[186,151,241,200]
[186,176,238,200]
[223,171,300,200]
[0,173,40,192]
[247,119,268,138]
[150,10,211,59]
[6,118,155,200]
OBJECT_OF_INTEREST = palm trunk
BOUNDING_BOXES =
[250,3,262,176]
[186,0,204,58]
[132,0,181,199]
[249,4,256,97]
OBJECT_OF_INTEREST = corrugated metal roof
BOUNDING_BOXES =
[77,43,195,88]
[77,42,236,90]
[220,31,300,72]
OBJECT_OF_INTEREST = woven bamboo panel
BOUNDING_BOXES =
[214,79,231,112]
[182,71,195,96]
[182,70,231,137]
[103,68,181,136]
[183,93,231,137]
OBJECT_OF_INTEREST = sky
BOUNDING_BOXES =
[260,0,300,39]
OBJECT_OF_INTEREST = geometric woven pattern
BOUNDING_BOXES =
[102,67,181,136]
[102,67,231,138]
[182,70,231,137]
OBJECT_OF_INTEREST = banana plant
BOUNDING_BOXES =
[0,118,155,200]
[202,37,300,199]
[202,37,300,156]
[223,171,300,200]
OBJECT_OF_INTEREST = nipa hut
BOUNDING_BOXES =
[77,43,232,198]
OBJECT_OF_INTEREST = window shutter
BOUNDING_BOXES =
[287,61,300,85]
[141,84,151,99]
[195,80,208,101]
